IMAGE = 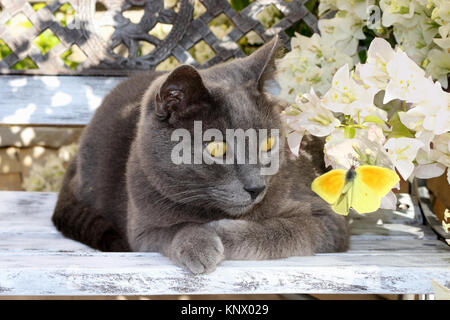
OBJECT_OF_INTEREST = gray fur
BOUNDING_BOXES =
[52,36,349,274]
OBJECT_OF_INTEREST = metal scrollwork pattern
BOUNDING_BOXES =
[0,0,318,75]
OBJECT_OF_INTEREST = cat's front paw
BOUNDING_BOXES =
[169,226,224,274]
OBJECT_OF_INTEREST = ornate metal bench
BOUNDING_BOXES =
[0,0,448,296]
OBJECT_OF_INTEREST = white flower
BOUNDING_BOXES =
[384,48,427,104]
[291,89,341,137]
[319,0,368,20]
[398,108,426,132]
[318,11,365,56]
[322,64,377,120]
[433,132,450,155]
[414,149,446,179]
[416,81,450,135]
[433,132,450,167]
[335,0,369,20]
[367,124,387,144]
[434,25,450,50]
[424,48,450,88]
[361,105,389,123]
[399,78,450,135]
[384,137,424,180]
[318,0,338,16]
[414,132,449,179]
[431,0,450,26]
[275,33,353,103]
[393,14,437,65]
[380,0,420,28]
[325,128,393,170]
[358,38,396,91]
[415,130,435,154]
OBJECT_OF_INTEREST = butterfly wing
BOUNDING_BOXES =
[350,165,400,214]
[331,189,352,215]
[311,169,347,205]
[349,177,382,214]
[355,165,400,197]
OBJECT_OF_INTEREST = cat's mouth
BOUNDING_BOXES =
[223,189,267,216]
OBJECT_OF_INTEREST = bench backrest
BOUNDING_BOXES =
[0,0,317,76]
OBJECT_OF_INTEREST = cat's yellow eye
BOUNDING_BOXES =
[206,141,226,157]
[260,136,275,152]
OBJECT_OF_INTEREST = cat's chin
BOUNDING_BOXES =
[223,194,267,216]
[223,204,254,216]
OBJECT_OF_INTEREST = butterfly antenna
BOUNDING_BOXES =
[351,157,360,168]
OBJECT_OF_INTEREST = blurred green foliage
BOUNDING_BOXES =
[0,39,12,60]
[34,29,60,55]
[229,0,252,12]
[0,2,78,70]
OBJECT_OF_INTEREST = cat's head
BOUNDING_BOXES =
[138,36,287,216]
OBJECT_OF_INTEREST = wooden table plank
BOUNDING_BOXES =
[0,231,447,254]
[0,234,447,254]
[0,192,58,233]
[0,191,448,295]
[348,239,449,253]
[0,233,94,252]
[0,75,122,125]
[0,251,449,295]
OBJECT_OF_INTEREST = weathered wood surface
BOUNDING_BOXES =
[1,251,449,295]
[0,75,280,125]
[416,184,450,241]
[0,191,448,295]
[0,75,122,125]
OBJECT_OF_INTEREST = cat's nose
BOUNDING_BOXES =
[244,185,266,200]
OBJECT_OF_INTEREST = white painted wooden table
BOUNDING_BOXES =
[0,75,449,296]
[0,191,448,295]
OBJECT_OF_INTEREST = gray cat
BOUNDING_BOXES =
[52,36,349,274]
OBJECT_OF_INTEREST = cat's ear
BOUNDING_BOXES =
[155,65,209,120]
[241,35,281,90]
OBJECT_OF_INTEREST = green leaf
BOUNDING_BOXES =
[344,126,356,139]
[358,49,367,64]
[304,0,319,15]
[230,0,251,11]
[387,112,415,138]
[363,115,385,125]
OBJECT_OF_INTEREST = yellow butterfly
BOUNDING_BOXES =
[311,165,400,215]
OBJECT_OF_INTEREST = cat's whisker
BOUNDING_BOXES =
[151,189,213,212]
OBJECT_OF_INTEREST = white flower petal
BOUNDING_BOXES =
[380,191,398,210]
[414,162,446,179]
[287,130,304,157]
[396,159,415,180]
